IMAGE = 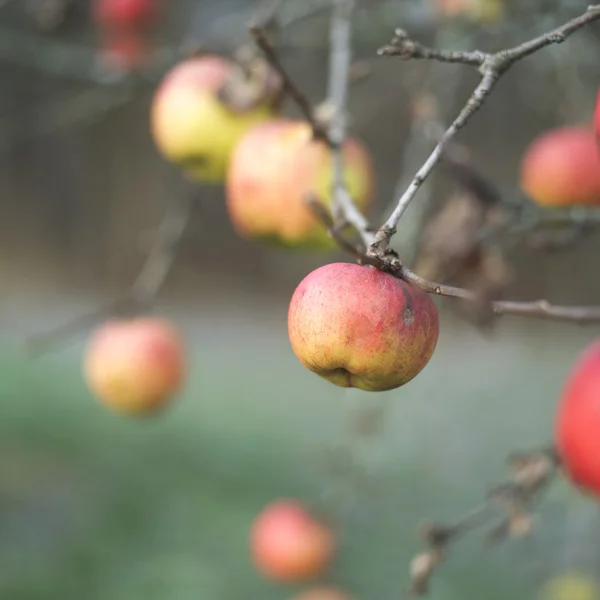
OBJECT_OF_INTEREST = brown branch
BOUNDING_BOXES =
[248,24,332,145]
[22,192,194,357]
[368,4,600,256]
[407,447,560,596]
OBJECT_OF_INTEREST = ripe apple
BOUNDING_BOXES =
[594,89,600,148]
[288,262,439,392]
[225,118,374,249]
[250,499,335,582]
[83,317,185,416]
[555,339,600,498]
[437,0,505,23]
[151,55,282,184]
[520,126,600,207]
[92,0,158,29]
[291,588,354,600]
[538,571,599,600]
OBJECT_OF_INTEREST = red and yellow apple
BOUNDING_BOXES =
[151,55,282,184]
[92,0,159,29]
[291,588,354,600]
[288,262,439,392]
[437,0,505,23]
[594,89,600,148]
[225,118,374,249]
[555,339,600,499]
[250,499,335,582]
[520,126,600,207]
[83,317,185,415]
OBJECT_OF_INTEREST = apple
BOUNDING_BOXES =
[288,262,439,392]
[250,499,335,582]
[537,571,599,600]
[92,0,158,29]
[225,118,374,249]
[594,89,600,148]
[555,339,600,499]
[291,588,354,600]
[83,317,185,415]
[520,126,600,207]
[151,55,282,184]
[437,0,505,23]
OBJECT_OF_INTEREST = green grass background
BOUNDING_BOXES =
[1,300,600,600]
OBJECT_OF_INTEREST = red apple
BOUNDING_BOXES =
[151,55,282,184]
[250,499,335,582]
[288,262,439,392]
[92,0,158,29]
[594,89,600,148]
[225,118,374,249]
[436,0,505,23]
[83,317,185,415]
[291,588,354,600]
[520,126,600,207]
[555,340,600,498]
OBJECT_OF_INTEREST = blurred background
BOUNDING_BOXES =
[1,0,600,598]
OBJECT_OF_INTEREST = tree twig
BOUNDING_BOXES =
[407,447,560,596]
[22,192,194,356]
[248,24,332,145]
[368,4,600,256]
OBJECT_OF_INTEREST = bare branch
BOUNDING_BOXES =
[22,193,194,356]
[368,4,600,255]
[248,25,332,145]
[407,447,560,596]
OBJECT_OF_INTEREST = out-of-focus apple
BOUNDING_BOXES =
[288,262,439,392]
[555,339,600,499]
[92,0,159,29]
[291,587,354,600]
[594,89,600,148]
[250,499,335,582]
[437,0,505,23]
[538,571,600,600]
[520,126,600,207]
[151,54,282,184]
[83,317,185,415]
[225,118,374,249]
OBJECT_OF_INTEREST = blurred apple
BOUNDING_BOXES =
[250,499,335,582]
[437,0,505,23]
[594,89,600,147]
[226,118,374,249]
[83,317,185,416]
[92,0,159,29]
[151,54,282,184]
[288,262,439,391]
[538,571,600,600]
[520,126,600,207]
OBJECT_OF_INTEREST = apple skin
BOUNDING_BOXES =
[250,499,335,582]
[520,126,600,207]
[92,0,158,28]
[291,588,354,600]
[225,119,374,250]
[288,262,439,392]
[437,0,505,23]
[555,340,600,499]
[151,55,280,184]
[83,317,185,416]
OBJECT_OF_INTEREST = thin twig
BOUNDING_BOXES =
[368,4,600,256]
[407,447,560,596]
[248,24,332,145]
[22,193,194,356]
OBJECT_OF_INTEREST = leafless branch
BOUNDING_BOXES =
[22,192,194,356]
[248,25,332,145]
[407,447,560,596]
[367,4,600,256]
